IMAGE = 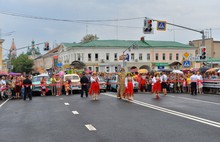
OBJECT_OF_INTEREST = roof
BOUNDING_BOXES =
[63,40,193,49]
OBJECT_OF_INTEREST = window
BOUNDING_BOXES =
[95,53,98,61]
[88,66,92,71]
[88,53,91,61]
[147,53,150,60]
[95,66,99,72]
[115,66,118,72]
[139,53,143,60]
[162,53,166,60]
[176,53,179,60]
[131,53,135,61]
[169,53,172,60]
[106,53,109,61]
[77,53,81,61]
[114,53,118,61]
[106,66,110,73]
[155,53,159,60]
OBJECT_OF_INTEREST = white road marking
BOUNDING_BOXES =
[0,98,10,108]
[64,102,70,105]
[85,124,96,131]
[72,111,79,115]
[60,98,64,100]
[169,95,220,106]
[104,93,220,128]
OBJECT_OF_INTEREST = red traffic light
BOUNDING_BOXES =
[201,48,206,52]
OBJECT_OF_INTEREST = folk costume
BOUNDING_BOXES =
[152,75,161,99]
[124,73,134,101]
[117,68,126,99]
[89,73,100,100]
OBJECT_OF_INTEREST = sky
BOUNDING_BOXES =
[0,0,220,59]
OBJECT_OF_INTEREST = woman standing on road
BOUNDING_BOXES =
[152,73,161,99]
[89,72,100,100]
[55,74,62,96]
[124,73,134,101]
[15,76,22,99]
[40,77,47,96]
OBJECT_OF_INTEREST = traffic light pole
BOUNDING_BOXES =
[153,19,205,46]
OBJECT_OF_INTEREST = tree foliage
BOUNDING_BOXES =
[81,34,99,43]
[11,54,34,74]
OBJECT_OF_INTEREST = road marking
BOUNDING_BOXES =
[169,95,220,106]
[60,98,64,100]
[64,102,70,105]
[72,111,79,115]
[104,93,220,128]
[85,124,96,131]
[0,98,10,108]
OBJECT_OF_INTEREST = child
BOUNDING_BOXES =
[64,80,70,95]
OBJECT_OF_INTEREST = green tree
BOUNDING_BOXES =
[11,53,34,74]
[81,34,99,43]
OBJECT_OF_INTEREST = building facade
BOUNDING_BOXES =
[58,39,195,72]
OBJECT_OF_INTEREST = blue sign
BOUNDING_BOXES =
[56,62,63,67]
[158,66,164,69]
[157,21,166,31]
[183,60,191,68]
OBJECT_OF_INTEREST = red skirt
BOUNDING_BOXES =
[152,81,161,92]
[89,82,100,95]
[125,82,134,96]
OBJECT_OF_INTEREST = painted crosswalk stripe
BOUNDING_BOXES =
[0,98,10,108]
[85,124,96,131]
[72,111,79,115]
[104,93,220,128]
[64,103,69,105]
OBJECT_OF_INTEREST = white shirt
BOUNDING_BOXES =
[190,75,198,83]
[160,74,168,82]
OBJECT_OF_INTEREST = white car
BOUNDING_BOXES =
[63,74,81,91]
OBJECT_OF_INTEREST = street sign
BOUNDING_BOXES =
[157,21,166,31]
[183,60,191,68]
[158,66,165,69]
[188,56,200,61]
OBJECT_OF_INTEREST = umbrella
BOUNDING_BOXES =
[205,68,219,73]
[172,70,183,74]
[138,69,148,74]
[0,71,8,76]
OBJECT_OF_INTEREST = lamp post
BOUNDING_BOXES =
[122,42,138,68]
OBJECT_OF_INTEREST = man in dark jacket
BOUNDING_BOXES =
[23,75,32,101]
[80,72,89,98]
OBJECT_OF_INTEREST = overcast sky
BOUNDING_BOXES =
[0,0,220,58]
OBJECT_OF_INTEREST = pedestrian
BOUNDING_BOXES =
[89,72,100,100]
[55,74,62,96]
[80,72,89,98]
[140,74,147,92]
[22,75,32,101]
[15,77,22,99]
[160,71,168,95]
[117,68,126,99]
[152,73,161,99]
[50,74,57,96]
[64,80,70,95]
[124,73,134,101]
[40,76,47,96]
[190,72,197,95]
[197,71,203,94]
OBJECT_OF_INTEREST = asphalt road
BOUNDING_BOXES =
[0,92,220,142]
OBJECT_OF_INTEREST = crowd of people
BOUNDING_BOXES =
[1,68,220,101]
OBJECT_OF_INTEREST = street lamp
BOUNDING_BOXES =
[122,42,138,68]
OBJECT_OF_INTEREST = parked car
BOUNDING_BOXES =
[63,74,81,93]
[32,74,51,95]
[108,75,139,92]
[98,76,107,92]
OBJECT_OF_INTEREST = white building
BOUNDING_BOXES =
[58,39,196,72]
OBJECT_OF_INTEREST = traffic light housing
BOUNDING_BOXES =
[143,18,153,34]
[200,46,206,60]
[44,42,49,50]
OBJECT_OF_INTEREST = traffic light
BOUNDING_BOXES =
[200,46,206,60]
[44,42,49,50]
[143,18,153,34]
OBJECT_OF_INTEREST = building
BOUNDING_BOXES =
[26,40,41,60]
[190,38,220,67]
[0,38,4,70]
[57,39,195,72]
